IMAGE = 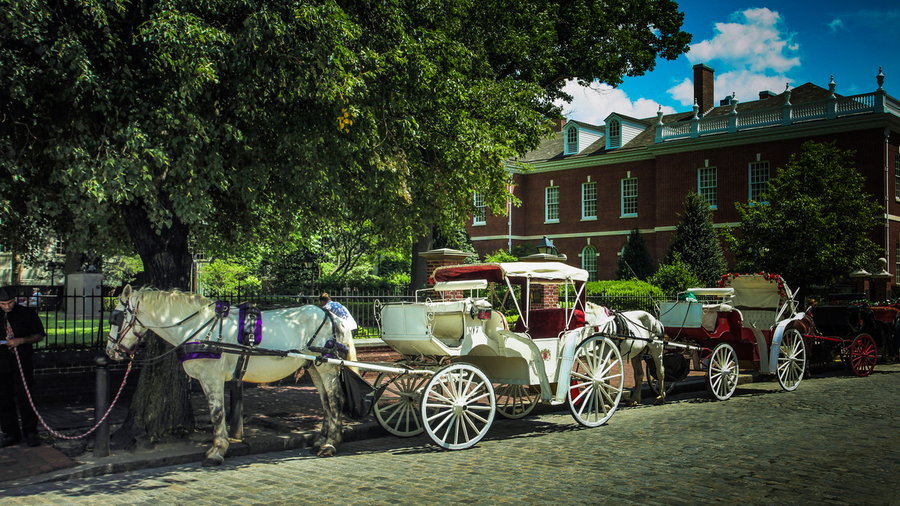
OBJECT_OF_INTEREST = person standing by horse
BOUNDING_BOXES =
[0,286,46,447]
[319,293,358,335]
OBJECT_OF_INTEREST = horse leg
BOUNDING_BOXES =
[650,343,666,404]
[307,365,344,457]
[630,355,643,405]
[196,376,229,466]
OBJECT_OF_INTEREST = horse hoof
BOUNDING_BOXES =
[627,400,640,407]
[202,456,224,467]
[316,444,336,457]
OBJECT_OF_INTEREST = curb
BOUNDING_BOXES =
[0,420,386,489]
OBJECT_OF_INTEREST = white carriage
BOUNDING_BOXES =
[372,262,625,450]
[657,273,808,400]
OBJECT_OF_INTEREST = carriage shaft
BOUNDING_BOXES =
[285,352,436,376]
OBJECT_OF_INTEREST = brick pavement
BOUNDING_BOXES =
[0,339,842,489]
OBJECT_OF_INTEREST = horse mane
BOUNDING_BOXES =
[134,287,213,313]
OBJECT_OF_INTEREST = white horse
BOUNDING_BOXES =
[585,303,667,404]
[106,285,357,465]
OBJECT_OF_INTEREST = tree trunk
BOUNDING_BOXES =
[410,230,433,291]
[112,204,195,449]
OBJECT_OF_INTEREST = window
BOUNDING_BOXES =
[620,177,638,217]
[581,245,597,281]
[895,157,900,200]
[545,186,560,223]
[608,119,621,148]
[697,167,717,209]
[473,193,486,225]
[581,182,597,220]
[565,127,578,154]
[749,161,770,202]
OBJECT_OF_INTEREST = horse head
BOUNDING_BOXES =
[106,284,149,361]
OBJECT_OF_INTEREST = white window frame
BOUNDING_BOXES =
[608,119,621,148]
[565,127,578,155]
[473,192,486,226]
[581,182,597,220]
[895,157,900,201]
[545,186,560,223]
[749,161,770,203]
[697,167,718,209]
[581,245,598,281]
[620,177,638,218]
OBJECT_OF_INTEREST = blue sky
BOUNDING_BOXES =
[558,1,900,125]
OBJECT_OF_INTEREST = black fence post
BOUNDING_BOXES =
[93,355,110,457]
[227,380,243,439]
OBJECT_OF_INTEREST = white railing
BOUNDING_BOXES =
[658,91,891,142]
[738,108,781,128]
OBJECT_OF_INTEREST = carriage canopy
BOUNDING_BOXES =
[432,262,589,286]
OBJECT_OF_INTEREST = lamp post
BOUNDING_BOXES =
[521,236,567,262]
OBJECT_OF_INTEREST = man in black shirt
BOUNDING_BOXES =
[0,286,45,447]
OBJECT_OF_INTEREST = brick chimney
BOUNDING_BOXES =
[693,64,714,115]
[759,90,776,100]
[551,117,566,132]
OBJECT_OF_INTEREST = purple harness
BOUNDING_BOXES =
[178,301,263,362]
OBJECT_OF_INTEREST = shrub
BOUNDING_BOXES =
[648,254,703,295]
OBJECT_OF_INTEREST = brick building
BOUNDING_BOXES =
[468,64,900,285]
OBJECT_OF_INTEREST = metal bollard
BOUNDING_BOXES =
[94,355,110,457]
[228,381,244,440]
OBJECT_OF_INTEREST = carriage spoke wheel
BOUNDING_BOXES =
[421,363,495,450]
[776,329,807,391]
[846,333,877,377]
[373,373,428,437]
[706,342,739,400]
[494,383,539,419]
[567,336,624,427]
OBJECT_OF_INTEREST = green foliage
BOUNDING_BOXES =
[665,192,726,286]
[484,249,518,263]
[102,255,144,288]
[648,254,703,296]
[727,141,881,293]
[583,279,665,299]
[1,0,690,287]
[199,260,261,295]
[580,279,665,313]
[617,228,655,280]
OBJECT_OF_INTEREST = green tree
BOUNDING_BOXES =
[727,141,881,295]
[1,0,689,446]
[648,253,702,296]
[617,228,654,280]
[665,192,727,286]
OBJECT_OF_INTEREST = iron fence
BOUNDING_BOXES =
[21,284,664,350]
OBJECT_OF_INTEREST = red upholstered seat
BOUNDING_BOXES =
[513,308,585,338]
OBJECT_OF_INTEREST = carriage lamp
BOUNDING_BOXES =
[535,236,559,256]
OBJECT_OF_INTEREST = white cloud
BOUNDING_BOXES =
[688,7,800,73]
[555,80,676,124]
[827,18,845,32]
[667,71,792,108]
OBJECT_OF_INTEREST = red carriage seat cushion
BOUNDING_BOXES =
[513,308,586,338]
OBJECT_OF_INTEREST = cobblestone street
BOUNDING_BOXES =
[2,365,898,505]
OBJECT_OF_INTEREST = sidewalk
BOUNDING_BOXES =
[0,373,384,489]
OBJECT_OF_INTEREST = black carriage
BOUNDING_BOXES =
[807,296,898,376]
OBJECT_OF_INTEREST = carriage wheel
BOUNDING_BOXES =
[706,342,739,400]
[845,333,877,377]
[567,335,624,427]
[420,363,496,450]
[776,329,807,391]
[494,384,539,419]
[373,373,427,437]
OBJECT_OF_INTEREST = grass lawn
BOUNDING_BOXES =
[37,312,109,349]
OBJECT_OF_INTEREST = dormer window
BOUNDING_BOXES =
[608,119,621,148]
[565,127,578,155]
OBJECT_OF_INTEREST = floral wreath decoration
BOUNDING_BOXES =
[718,272,788,299]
